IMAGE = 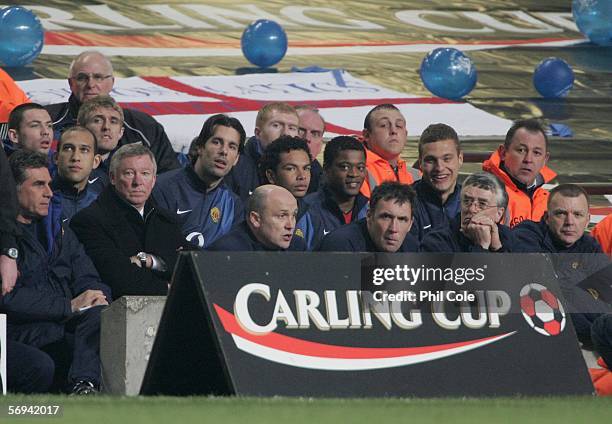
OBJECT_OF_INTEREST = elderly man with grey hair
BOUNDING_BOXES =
[45,50,179,174]
[71,144,188,299]
[419,172,514,252]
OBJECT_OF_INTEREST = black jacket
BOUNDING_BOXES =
[50,174,105,222]
[513,219,603,254]
[513,218,612,344]
[224,137,262,201]
[0,220,110,347]
[410,180,462,241]
[46,94,180,174]
[419,218,514,253]
[207,221,306,251]
[303,185,369,239]
[318,218,419,252]
[513,219,611,308]
[308,159,323,195]
[70,186,188,298]
[0,147,18,250]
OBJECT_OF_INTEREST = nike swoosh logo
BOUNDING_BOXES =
[62,218,69,223]
[88,177,99,184]
[323,229,330,235]
[176,209,192,215]
[423,225,431,229]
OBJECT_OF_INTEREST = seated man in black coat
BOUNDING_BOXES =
[71,144,188,298]
[208,185,304,251]
[1,148,56,394]
[2,150,110,394]
[318,181,419,252]
[514,183,612,346]
[420,172,514,252]
[514,184,604,254]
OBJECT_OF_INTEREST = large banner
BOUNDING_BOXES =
[17,71,512,152]
[6,1,611,141]
[142,252,594,397]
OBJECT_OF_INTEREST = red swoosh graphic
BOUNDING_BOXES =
[214,304,513,359]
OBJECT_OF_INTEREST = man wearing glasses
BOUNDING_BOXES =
[45,50,180,174]
[419,172,514,252]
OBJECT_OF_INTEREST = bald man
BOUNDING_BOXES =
[45,50,179,174]
[207,185,305,251]
[296,105,325,194]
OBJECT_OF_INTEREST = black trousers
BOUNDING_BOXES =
[5,340,55,393]
[8,305,103,391]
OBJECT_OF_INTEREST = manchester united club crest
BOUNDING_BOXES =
[210,207,221,223]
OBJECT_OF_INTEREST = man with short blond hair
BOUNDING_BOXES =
[77,95,124,157]
[76,95,124,185]
[225,102,299,200]
[45,50,179,174]
[360,104,420,198]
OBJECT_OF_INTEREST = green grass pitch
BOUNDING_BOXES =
[1,395,611,424]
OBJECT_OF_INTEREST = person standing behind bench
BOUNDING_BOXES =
[45,50,179,174]
[359,104,420,198]
[483,119,555,228]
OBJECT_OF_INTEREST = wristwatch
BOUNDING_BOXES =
[1,247,19,260]
[136,252,147,266]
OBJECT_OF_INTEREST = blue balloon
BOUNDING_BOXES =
[419,48,477,100]
[0,6,44,67]
[533,58,575,98]
[241,19,287,68]
[572,0,612,46]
